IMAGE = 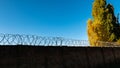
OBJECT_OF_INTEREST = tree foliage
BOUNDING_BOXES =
[87,0,120,46]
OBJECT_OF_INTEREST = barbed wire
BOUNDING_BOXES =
[0,33,120,46]
[0,33,89,46]
[92,41,120,47]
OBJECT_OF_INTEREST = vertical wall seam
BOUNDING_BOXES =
[85,48,91,68]
[101,47,106,67]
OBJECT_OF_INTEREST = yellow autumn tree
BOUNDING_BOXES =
[87,0,120,46]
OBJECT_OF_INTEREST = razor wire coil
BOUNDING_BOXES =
[0,33,119,46]
[0,33,89,46]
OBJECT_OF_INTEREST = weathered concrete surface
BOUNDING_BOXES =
[0,46,120,68]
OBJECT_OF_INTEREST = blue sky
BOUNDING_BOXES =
[0,0,119,40]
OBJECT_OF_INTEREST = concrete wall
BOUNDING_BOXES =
[0,46,120,68]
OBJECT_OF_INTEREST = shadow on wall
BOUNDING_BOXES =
[96,59,120,68]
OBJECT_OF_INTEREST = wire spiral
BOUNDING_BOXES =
[0,34,89,46]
